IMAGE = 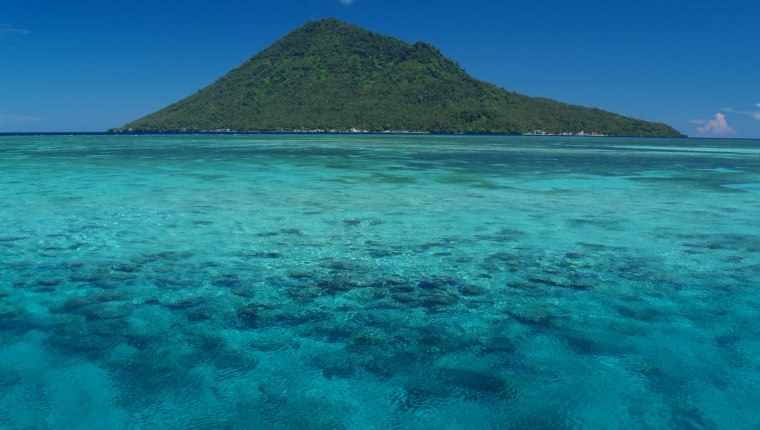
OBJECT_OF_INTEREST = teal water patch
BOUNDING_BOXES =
[1,134,760,428]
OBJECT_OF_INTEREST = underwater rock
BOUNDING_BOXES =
[47,334,116,360]
[212,274,243,288]
[319,260,362,271]
[386,282,415,294]
[162,297,206,310]
[312,352,355,379]
[269,309,330,327]
[0,306,23,320]
[89,318,131,336]
[417,280,445,291]
[153,277,195,289]
[361,351,419,378]
[526,276,564,287]
[237,303,272,329]
[475,227,524,243]
[391,292,418,304]
[419,291,459,310]
[188,334,258,369]
[70,269,136,289]
[112,262,140,272]
[527,276,591,291]
[560,333,597,354]
[231,286,257,298]
[506,309,557,329]
[457,284,487,296]
[51,296,129,319]
[346,330,389,352]
[35,278,62,287]
[113,356,196,396]
[51,297,94,313]
[94,292,128,303]
[0,236,28,242]
[368,249,400,258]
[723,255,744,263]
[307,325,355,343]
[142,250,195,263]
[0,313,37,332]
[255,231,279,237]
[65,260,85,268]
[417,333,444,348]
[343,218,362,226]
[211,346,259,371]
[614,305,662,322]
[80,303,131,321]
[435,367,510,396]
[367,285,389,300]
[143,297,161,305]
[369,275,408,287]
[106,271,139,282]
[487,251,514,261]
[315,276,362,295]
[576,242,626,252]
[186,307,213,322]
[383,280,416,305]
[287,270,313,280]
[505,280,539,292]
[483,251,532,272]
[151,265,177,273]
[714,335,741,348]
[248,251,282,259]
[69,272,105,283]
[283,286,319,302]
[190,333,225,353]
[480,336,517,355]
[418,275,459,290]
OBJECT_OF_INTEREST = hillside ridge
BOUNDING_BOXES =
[117,18,682,137]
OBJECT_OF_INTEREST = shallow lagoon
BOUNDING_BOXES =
[1,134,759,429]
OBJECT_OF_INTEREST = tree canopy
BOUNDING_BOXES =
[117,18,682,137]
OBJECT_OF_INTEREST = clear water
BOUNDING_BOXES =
[1,134,759,429]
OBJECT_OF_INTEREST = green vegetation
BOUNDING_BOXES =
[117,18,682,136]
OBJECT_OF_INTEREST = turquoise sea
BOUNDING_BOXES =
[1,134,759,429]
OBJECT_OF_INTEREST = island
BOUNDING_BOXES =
[114,18,682,137]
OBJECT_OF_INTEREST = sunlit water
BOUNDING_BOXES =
[1,134,759,429]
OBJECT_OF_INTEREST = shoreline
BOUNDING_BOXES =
[0,130,690,138]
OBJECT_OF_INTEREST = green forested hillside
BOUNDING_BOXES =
[118,18,681,136]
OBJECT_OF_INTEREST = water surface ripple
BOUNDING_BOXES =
[1,134,759,429]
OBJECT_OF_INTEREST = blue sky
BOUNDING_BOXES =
[1,0,758,137]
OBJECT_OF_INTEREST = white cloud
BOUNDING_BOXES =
[0,24,31,35]
[721,106,760,122]
[340,0,355,4]
[696,112,735,136]
[0,114,40,123]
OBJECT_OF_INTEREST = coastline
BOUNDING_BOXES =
[0,130,688,138]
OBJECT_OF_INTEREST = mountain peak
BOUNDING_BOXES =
[301,17,352,28]
[117,19,681,136]
[286,18,372,41]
